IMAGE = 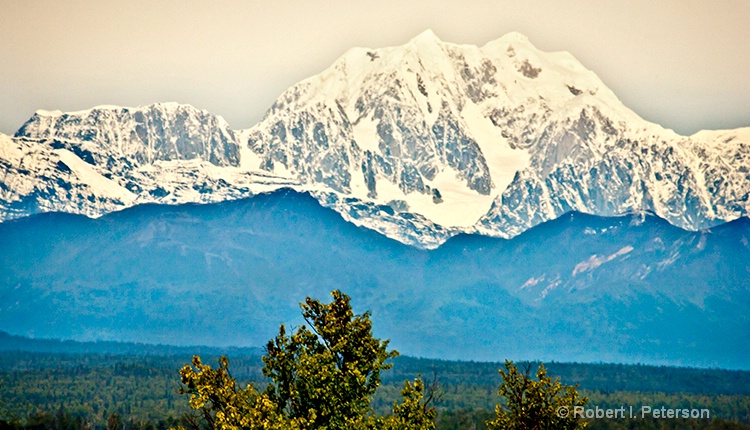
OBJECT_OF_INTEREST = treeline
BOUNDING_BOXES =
[0,331,262,357]
[1,364,185,424]
[1,351,749,429]
[381,357,750,395]
[1,408,183,430]
[7,352,748,396]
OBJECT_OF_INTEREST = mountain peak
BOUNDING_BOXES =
[409,29,443,46]
[34,109,64,117]
[3,32,749,252]
[498,31,532,43]
[147,101,205,113]
[30,102,206,121]
[482,31,540,53]
[33,104,122,118]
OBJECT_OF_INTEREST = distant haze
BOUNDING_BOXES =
[1,0,748,136]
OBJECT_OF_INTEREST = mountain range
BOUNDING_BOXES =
[1,189,748,368]
[2,30,748,248]
[1,31,749,368]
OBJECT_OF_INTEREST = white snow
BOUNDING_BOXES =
[36,105,122,118]
[239,140,263,171]
[351,115,381,153]
[0,134,24,164]
[572,246,634,276]
[347,162,369,197]
[272,160,293,178]
[460,100,530,194]
[363,165,496,228]
[35,109,64,117]
[415,166,496,227]
[691,127,750,143]
[54,149,136,203]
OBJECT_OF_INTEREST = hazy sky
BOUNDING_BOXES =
[1,0,748,135]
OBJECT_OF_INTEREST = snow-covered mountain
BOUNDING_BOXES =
[3,30,749,248]
[2,103,296,222]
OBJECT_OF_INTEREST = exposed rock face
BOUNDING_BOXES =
[2,103,293,221]
[0,134,135,220]
[1,31,749,248]
[15,102,240,172]
[478,113,750,239]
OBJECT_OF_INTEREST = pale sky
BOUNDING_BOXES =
[1,0,748,136]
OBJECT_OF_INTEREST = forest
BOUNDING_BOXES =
[2,291,750,430]
[2,348,750,429]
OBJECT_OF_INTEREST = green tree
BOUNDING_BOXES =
[386,378,437,430]
[487,361,587,430]
[261,290,397,428]
[108,413,123,430]
[177,290,435,430]
[0,382,20,428]
[178,355,287,429]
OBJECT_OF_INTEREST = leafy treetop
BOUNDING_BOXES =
[177,290,435,430]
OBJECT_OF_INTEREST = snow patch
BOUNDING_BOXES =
[54,149,136,203]
[460,100,530,194]
[273,160,293,178]
[572,246,634,276]
[239,141,263,171]
[367,165,496,228]
[352,115,381,153]
[0,134,24,164]
[35,109,64,117]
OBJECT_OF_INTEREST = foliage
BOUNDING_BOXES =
[177,290,435,430]
[177,355,285,429]
[0,358,187,425]
[261,290,398,427]
[3,305,750,430]
[1,381,20,428]
[435,408,494,430]
[2,350,750,429]
[386,378,438,430]
[487,360,588,430]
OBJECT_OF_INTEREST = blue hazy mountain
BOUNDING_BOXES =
[1,189,748,369]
